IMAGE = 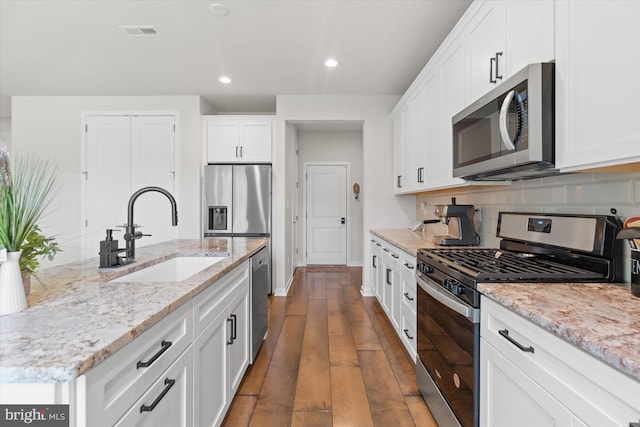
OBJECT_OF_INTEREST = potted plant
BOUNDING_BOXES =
[0,143,61,315]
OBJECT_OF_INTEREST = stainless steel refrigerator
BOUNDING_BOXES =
[203,164,271,238]
[203,164,272,350]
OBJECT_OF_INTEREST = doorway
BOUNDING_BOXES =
[304,163,348,265]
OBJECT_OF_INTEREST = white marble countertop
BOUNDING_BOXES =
[0,238,267,383]
[371,228,640,381]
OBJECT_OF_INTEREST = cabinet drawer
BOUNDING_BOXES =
[83,301,193,427]
[481,296,640,426]
[400,309,417,362]
[193,260,250,338]
[115,347,193,427]
[401,276,416,313]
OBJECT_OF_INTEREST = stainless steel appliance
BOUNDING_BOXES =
[452,63,556,181]
[251,246,269,362]
[431,197,480,246]
[203,164,272,292]
[415,212,622,427]
[203,164,271,237]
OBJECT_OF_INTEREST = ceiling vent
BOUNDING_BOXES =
[119,26,160,37]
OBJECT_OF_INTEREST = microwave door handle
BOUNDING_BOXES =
[499,89,517,151]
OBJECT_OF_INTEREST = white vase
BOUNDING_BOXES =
[0,250,28,315]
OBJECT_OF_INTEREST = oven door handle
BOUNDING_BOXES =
[417,274,478,322]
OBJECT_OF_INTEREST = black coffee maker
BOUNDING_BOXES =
[431,197,480,246]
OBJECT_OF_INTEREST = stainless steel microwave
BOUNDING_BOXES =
[452,62,556,181]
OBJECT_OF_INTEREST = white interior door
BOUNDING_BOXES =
[84,116,131,259]
[83,115,176,260]
[131,116,177,247]
[305,164,347,265]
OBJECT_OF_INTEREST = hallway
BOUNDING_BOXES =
[222,266,437,427]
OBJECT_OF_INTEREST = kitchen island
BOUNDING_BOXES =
[0,237,267,384]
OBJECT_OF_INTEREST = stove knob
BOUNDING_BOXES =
[451,283,466,295]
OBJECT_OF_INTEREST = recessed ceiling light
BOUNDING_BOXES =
[219,76,231,84]
[209,2,229,16]
[325,58,338,68]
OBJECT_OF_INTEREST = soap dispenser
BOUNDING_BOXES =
[99,229,122,268]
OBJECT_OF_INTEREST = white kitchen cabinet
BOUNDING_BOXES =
[481,296,640,427]
[115,348,193,427]
[392,105,407,192]
[436,32,469,189]
[392,0,553,194]
[466,0,554,102]
[83,301,193,427]
[193,260,250,427]
[555,1,640,171]
[205,116,274,163]
[399,253,417,361]
[467,1,506,102]
[371,235,417,359]
[370,238,383,301]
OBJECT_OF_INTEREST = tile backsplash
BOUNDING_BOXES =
[415,171,640,282]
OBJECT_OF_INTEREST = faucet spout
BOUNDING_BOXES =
[124,186,179,261]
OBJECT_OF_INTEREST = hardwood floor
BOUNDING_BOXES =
[222,266,438,427]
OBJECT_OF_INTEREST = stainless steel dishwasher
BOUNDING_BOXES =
[251,246,269,362]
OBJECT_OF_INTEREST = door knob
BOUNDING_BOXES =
[341,217,346,224]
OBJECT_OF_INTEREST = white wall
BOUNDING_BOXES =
[11,96,203,267]
[274,95,413,296]
[0,117,11,150]
[297,129,363,266]
[415,172,640,282]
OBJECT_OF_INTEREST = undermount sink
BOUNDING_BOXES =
[110,256,226,283]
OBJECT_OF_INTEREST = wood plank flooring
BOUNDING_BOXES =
[223,266,438,427]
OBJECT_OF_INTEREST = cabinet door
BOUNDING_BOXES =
[467,0,506,101]
[130,115,177,248]
[556,1,640,170]
[504,0,554,75]
[227,286,250,395]
[194,309,229,427]
[416,70,439,190]
[388,251,402,331]
[438,33,468,188]
[380,252,394,317]
[207,120,240,163]
[481,339,575,427]
[370,240,381,301]
[116,348,193,427]
[239,120,272,162]
[392,106,407,193]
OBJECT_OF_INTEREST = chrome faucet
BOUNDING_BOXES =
[124,186,178,261]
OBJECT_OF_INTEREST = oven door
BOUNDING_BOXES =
[416,271,479,427]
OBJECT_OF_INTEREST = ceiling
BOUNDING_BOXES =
[0,0,471,117]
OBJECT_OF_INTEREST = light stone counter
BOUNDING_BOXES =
[370,228,640,381]
[0,238,267,383]
[479,282,640,381]
[370,229,440,255]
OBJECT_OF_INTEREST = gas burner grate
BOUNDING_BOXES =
[419,248,605,281]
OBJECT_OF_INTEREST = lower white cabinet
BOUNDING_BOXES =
[79,259,252,427]
[193,260,250,427]
[370,234,417,361]
[481,296,640,427]
[115,348,193,427]
[83,301,194,427]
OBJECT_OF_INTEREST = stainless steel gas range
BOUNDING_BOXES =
[415,212,623,427]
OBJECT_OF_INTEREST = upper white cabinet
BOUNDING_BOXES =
[555,1,640,171]
[205,116,274,163]
[391,0,554,194]
[467,0,554,102]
